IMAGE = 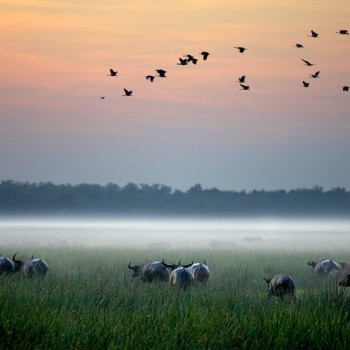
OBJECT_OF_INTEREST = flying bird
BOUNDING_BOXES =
[108,69,118,76]
[302,81,309,88]
[122,88,133,96]
[237,75,246,83]
[234,46,247,53]
[177,57,188,66]
[100,96,105,99]
[240,84,250,90]
[199,51,210,60]
[302,59,315,66]
[145,75,155,82]
[308,30,318,38]
[310,71,320,78]
[184,54,198,64]
[336,29,349,35]
[343,86,349,92]
[156,69,167,77]
[293,43,304,48]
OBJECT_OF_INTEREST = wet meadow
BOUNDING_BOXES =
[1,219,350,349]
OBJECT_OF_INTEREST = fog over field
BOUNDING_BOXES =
[1,218,350,252]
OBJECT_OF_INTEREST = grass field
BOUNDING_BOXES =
[1,245,350,349]
[1,220,350,349]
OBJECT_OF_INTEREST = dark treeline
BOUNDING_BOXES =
[0,180,349,217]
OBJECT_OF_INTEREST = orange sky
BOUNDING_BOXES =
[1,0,350,190]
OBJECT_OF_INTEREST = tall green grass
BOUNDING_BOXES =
[1,247,350,349]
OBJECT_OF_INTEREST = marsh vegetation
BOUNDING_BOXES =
[1,219,350,349]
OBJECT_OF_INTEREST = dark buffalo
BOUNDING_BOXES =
[264,274,295,297]
[339,273,350,287]
[0,256,14,275]
[162,260,194,290]
[307,259,341,276]
[13,252,49,277]
[128,260,170,283]
[339,262,350,276]
[189,261,210,286]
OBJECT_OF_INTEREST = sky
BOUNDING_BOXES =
[1,0,349,191]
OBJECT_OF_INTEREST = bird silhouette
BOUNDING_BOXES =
[308,30,318,38]
[302,59,315,66]
[108,69,118,76]
[302,81,309,88]
[343,86,349,91]
[156,69,167,77]
[293,43,304,48]
[100,96,105,99]
[337,29,349,35]
[235,46,247,53]
[199,51,210,60]
[177,57,188,65]
[310,71,320,78]
[240,84,250,90]
[184,54,198,64]
[237,75,246,83]
[122,88,133,96]
[145,75,155,82]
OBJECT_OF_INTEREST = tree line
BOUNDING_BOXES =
[0,180,349,217]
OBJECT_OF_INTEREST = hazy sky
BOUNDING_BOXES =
[1,0,349,191]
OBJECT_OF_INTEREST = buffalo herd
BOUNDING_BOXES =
[2,252,350,295]
[128,259,210,290]
[0,253,48,277]
[127,256,350,294]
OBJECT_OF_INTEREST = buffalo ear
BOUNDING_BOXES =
[263,277,271,284]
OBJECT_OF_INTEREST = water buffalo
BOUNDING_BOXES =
[169,267,194,291]
[162,260,194,290]
[264,274,296,297]
[12,252,49,277]
[189,261,210,286]
[128,260,170,283]
[339,262,350,275]
[0,256,14,275]
[338,273,350,287]
[307,259,341,276]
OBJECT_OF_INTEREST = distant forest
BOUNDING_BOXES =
[0,180,349,217]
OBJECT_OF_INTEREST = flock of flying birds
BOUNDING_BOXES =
[100,29,349,99]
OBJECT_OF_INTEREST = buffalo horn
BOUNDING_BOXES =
[13,252,20,262]
[181,261,193,268]
[128,262,137,271]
